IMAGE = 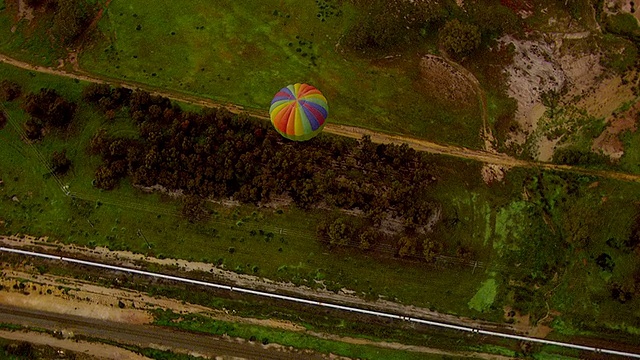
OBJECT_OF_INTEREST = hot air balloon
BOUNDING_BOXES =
[269,83,328,141]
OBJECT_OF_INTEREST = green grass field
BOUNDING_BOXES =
[0,62,490,317]
[0,57,640,342]
[2,46,640,349]
[77,0,483,148]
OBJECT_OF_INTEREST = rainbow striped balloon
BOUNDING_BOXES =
[269,83,328,141]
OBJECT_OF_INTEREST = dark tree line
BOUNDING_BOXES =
[83,84,439,234]
[343,0,520,57]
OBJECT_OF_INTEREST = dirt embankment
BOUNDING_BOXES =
[0,330,152,360]
[502,17,638,162]
[0,237,512,359]
[0,235,511,331]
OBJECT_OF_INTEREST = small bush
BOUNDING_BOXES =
[551,147,610,166]
[605,13,640,38]
[0,80,22,101]
[439,19,481,57]
[0,111,6,130]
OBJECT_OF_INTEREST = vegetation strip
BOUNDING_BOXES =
[1,53,640,184]
[2,246,639,359]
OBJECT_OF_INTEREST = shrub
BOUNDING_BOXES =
[0,80,22,101]
[551,147,610,166]
[23,88,76,128]
[82,83,112,103]
[51,149,72,175]
[605,13,640,38]
[0,111,6,130]
[439,19,481,57]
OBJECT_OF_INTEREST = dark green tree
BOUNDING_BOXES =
[23,118,44,140]
[51,149,72,175]
[0,111,6,130]
[0,80,22,101]
[24,89,76,128]
[439,19,481,57]
[181,195,210,222]
[52,0,95,45]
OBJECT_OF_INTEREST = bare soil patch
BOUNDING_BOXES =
[577,75,635,120]
[0,235,517,332]
[481,164,508,184]
[503,306,553,338]
[16,0,34,22]
[419,55,476,106]
[502,35,566,138]
[501,31,638,160]
[593,99,640,158]
[0,330,151,360]
[0,249,502,359]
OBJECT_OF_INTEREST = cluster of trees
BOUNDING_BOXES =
[342,0,520,57]
[26,0,96,45]
[344,0,449,52]
[22,88,77,140]
[316,216,448,262]
[82,84,439,234]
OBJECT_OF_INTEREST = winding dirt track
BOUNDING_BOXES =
[2,53,640,183]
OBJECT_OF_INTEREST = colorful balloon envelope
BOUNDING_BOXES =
[269,83,328,141]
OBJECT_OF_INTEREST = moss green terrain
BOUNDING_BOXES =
[78,0,482,147]
[2,0,640,355]
[0,63,486,316]
[3,61,640,353]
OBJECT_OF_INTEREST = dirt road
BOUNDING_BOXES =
[1,53,639,183]
[0,305,324,360]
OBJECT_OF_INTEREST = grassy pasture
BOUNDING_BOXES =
[0,63,488,316]
[3,60,640,344]
[0,0,64,66]
[79,0,483,148]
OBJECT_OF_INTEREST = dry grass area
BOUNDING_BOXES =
[592,97,640,158]
[0,329,152,360]
[0,245,511,359]
[419,55,476,106]
[0,235,508,329]
[502,29,637,160]
[499,0,640,161]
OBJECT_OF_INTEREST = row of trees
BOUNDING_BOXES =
[315,215,476,262]
[83,84,439,236]
[343,0,520,57]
